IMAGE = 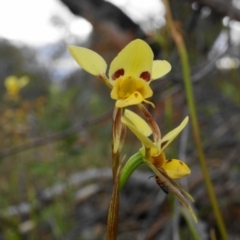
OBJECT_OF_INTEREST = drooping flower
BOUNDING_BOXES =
[68,39,171,108]
[121,109,190,179]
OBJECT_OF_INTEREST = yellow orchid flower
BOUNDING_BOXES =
[68,39,171,108]
[4,75,29,98]
[121,109,190,179]
[120,110,197,222]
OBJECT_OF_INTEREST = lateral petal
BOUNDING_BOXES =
[152,60,171,80]
[160,116,189,152]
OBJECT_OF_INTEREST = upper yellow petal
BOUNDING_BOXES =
[68,45,107,77]
[151,60,171,80]
[163,159,191,179]
[160,116,189,152]
[108,39,153,84]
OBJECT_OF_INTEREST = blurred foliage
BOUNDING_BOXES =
[0,43,114,237]
[0,40,50,101]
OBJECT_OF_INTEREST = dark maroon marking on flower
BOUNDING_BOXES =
[166,159,172,163]
[97,74,103,80]
[179,161,184,165]
[112,69,124,80]
[161,140,168,148]
[140,71,151,82]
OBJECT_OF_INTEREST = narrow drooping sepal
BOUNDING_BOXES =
[121,110,156,149]
[123,109,152,136]
[145,160,197,223]
[138,104,161,150]
[119,152,144,190]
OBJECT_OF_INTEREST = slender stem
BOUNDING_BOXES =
[138,104,161,147]
[163,0,228,239]
[106,164,121,240]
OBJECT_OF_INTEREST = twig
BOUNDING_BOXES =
[1,168,152,217]
[163,0,228,238]
[0,111,112,159]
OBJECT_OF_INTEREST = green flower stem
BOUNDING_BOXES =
[163,0,228,239]
[119,152,144,190]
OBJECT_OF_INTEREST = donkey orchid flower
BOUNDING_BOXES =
[121,110,190,179]
[68,39,171,108]
[4,75,29,97]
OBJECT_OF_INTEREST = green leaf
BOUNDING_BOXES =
[119,152,144,190]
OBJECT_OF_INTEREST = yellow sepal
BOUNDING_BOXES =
[124,110,152,136]
[121,115,156,148]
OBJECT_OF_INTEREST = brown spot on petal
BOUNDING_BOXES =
[179,161,184,165]
[140,71,151,82]
[112,69,124,80]
[161,140,168,148]
[166,159,172,163]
